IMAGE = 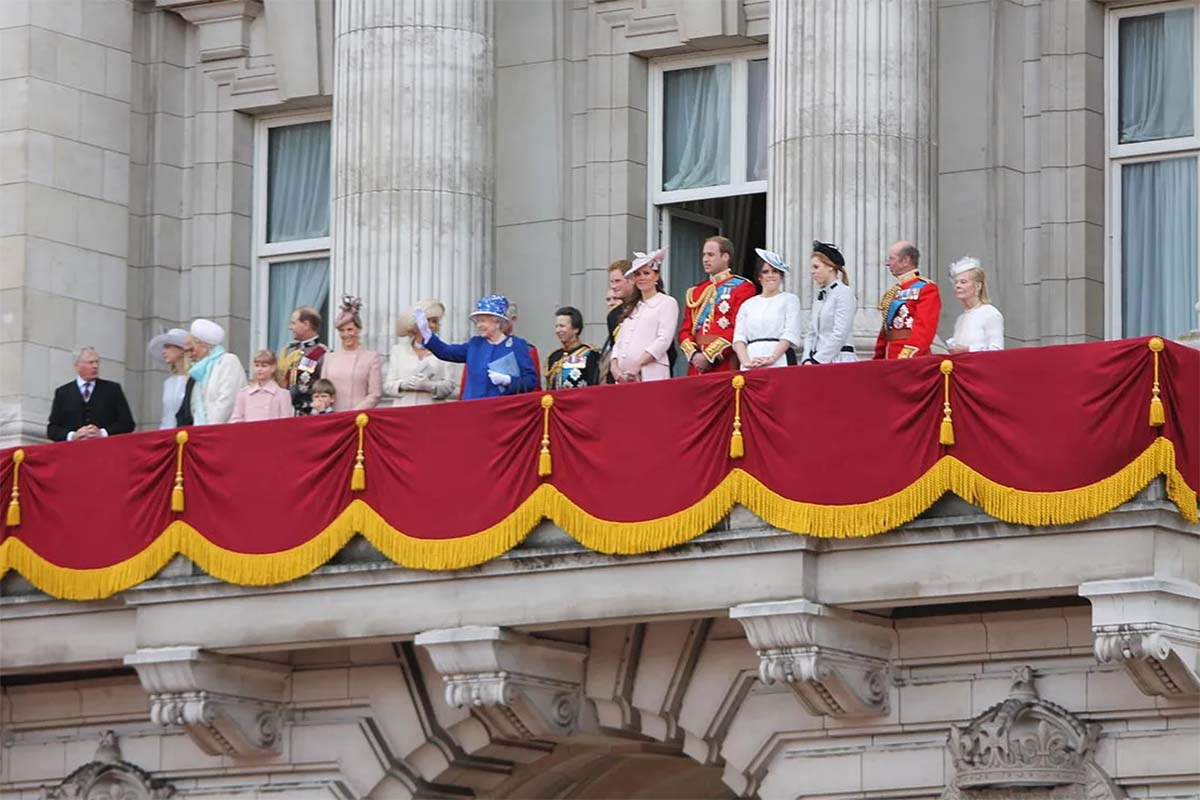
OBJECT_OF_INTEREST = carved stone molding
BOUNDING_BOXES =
[41,730,176,800]
[730,599,893,717]
[415,626,587,741]
[124,646,289,758]
[1080,577,1200,697]
[941,667,1127,800]
[157,0,263,62]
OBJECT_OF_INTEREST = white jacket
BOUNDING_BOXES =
[803,281,858,364]
[192,352,247,424]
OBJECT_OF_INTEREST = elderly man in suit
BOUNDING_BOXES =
[47,346,136,441]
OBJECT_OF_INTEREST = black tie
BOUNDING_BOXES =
[82,382,93,403]
[817,289,827,301]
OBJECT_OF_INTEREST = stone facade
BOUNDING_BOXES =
[1,0,1163,446]
[2,0,1199,797]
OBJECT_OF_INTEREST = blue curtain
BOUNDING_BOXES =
[747,59,769,182]
[1122,157,1198,338]
[663,64,731,191]
[268,258,330,353]
[267,121,331,242]
[1119,9,1194,143]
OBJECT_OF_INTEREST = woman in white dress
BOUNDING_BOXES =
[801,241,858,364]
[147,328,190,429]
[383,299,459,407]
[946,257,1004,353]
[732,249,802,368]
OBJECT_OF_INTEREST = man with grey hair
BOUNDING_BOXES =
[874,240,942,360]
[47,346,136,441]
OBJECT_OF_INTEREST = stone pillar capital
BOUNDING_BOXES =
[124,646,290,757]
[415,626,587,740]
[731,599,894,717]
[1081,577,1200,697]
[157,0,263,62]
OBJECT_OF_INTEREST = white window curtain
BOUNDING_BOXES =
[268,258,331,353]
[747,59,769,182]
[1118,9,1195,144]
[267,121,332,242]
[1121,156,1198,338]
[663,64,731,191]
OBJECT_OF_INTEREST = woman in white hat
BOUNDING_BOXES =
[611,248,678,382]
[733,249,802,368]
[147,328,190,429]
[946,257,1004,353]
[384,299,459,406]
[412,295,538,400]
[186,318,247,424]
[801,241,858,364]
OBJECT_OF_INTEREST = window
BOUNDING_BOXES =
[648,50,770,320]
[650,50,769,204]
[253,113,332,354]
[1107,2,1200,339]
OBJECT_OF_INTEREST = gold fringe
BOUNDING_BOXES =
[730,374,745,459]
[1148,337,1165,427]
[351,413,368,491]
[6,449,24,527]
[1,439,1195,600]
[538,394,554,478]
[171,431,188,513]
[939,360,955,446]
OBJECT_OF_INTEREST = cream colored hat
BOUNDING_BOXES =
[189,318,225,346]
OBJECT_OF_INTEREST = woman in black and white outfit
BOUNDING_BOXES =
[801,241,858,364]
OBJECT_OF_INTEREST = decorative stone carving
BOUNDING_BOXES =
[1080,578,1200,697]
[415,626,587,741]
[41,730,176,800]
[157,0,263,62]
[941,667,1126,800]
[124,646,289,758]
[730,599,893,717]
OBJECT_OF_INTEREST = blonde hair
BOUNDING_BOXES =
[396,299,446,338]
[950,257,991,305]
[252,349,276,365]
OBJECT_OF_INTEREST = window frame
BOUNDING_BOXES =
[1105,0,1200,160]
[1104,0,1200,339]
[251,110,333,352]
[648,47,769,206]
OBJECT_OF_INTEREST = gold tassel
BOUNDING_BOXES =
[730,375,745,459]
[939,360,955,446]
[351,413,368,491]
[538,394,554,477]
[6,449,24,527]
[1148,337,1165,427]
[171,431,188,512]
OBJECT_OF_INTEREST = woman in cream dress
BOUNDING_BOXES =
[732,248,802,368]
[384,299,459,406]
[945,257,1005,352]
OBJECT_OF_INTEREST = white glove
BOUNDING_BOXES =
[401,374,428,391]
[412,307,433,343]
[488,370,512,388]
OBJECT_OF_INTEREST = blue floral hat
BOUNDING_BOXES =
[469,294,510,320]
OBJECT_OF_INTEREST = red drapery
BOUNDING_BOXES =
[1,337,1195,600]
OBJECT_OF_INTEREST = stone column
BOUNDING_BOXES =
[767,0,936,340]
[331,0,494,346]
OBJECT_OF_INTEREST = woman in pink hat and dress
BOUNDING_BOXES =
[611,249,678,382]
[322,296,383,411]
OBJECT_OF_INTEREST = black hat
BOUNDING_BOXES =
[812,240,845,268]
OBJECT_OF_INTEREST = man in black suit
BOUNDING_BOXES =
[47,346,136,442]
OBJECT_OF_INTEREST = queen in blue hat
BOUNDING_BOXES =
[411,294,539,400]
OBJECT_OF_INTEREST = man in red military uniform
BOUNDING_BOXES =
[679,236,757,374]
[874,240,942,359]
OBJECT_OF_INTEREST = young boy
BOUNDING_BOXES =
[310,379,337,414]
[231,350,294,422]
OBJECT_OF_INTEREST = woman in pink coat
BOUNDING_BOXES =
[322,296,382,412]
[611,248,678,382]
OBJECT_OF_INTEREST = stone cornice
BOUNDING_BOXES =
[731,599,894,717]
[1081,578,1200,697]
